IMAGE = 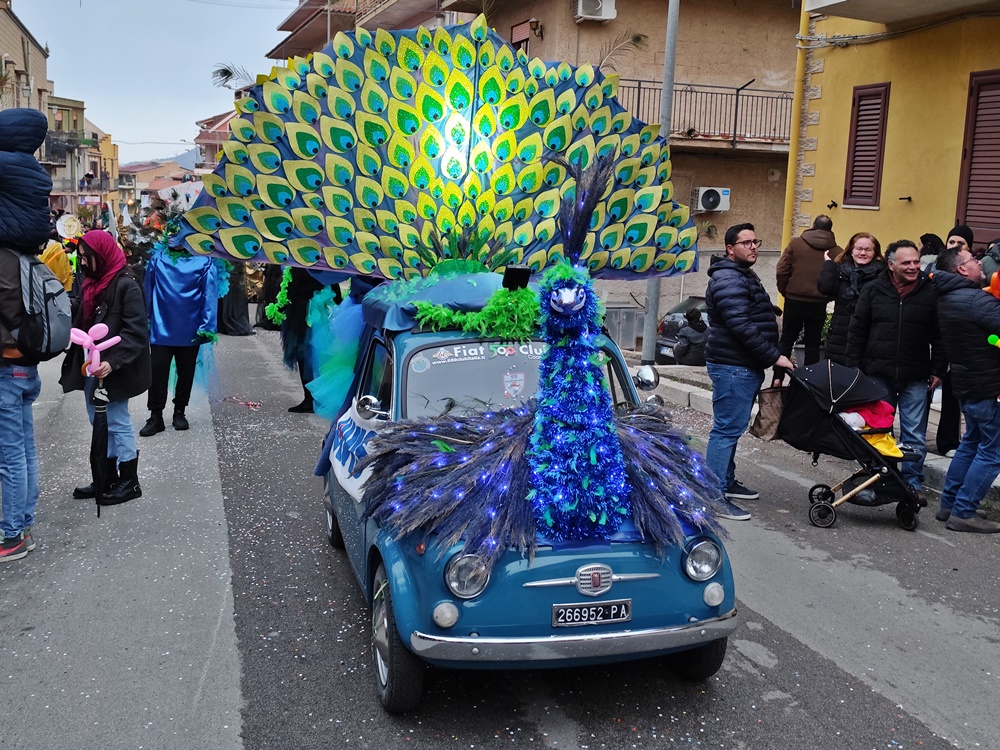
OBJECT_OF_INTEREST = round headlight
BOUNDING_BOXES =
[444,554,490,599]
[684,540,722,582]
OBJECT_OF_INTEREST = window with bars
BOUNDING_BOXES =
[957,69,1000,244]
[843,83,890,207]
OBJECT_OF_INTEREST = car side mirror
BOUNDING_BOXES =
[357,394,389,420]
[633,364,660,392]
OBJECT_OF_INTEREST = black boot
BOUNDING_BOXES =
[139,410,165,437]
[73,457,118,499]
[99,454,141,506]
[172,409,189,431]
[288,397,314,413]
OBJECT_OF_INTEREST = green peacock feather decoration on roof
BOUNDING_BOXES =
[174,14,699,280]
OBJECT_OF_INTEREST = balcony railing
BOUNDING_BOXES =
[50,177,117,194]
[356,0,393,19]
[616,80,793,145]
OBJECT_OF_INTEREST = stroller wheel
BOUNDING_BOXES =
[809,501,837,528]
[809,484,835,505]
[896,504,919,532]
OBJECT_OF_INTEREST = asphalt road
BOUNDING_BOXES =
[2,328,997,749]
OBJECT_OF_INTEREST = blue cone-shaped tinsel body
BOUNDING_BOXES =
[525,264,631,541]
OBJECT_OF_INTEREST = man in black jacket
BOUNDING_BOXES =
[705,223,795,521]
[930,247,1000,532]
[846,240,945,495]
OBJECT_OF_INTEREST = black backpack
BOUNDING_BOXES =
[2,248,72,361]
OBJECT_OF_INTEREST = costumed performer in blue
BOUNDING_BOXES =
[139,240,219,436]
[269,266,343,413]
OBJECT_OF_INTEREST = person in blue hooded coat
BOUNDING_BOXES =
[0,108,52,561]
[138,246,218,435]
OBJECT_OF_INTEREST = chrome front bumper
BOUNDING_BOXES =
[409,608,738,663]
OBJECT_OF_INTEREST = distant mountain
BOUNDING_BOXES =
[121,147,199,170]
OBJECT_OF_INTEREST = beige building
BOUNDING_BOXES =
[353,0,798,324]
[119,161,195,207]
[0,0,49,112]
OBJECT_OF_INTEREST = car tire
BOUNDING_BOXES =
[323,478,344,549]
[371,562,424,713]
[666,637,728,681]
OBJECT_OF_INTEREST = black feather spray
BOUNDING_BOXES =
[548,153,616,265]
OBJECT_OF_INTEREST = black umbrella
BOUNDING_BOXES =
[90,380,110,518]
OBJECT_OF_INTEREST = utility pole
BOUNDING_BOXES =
[640,0,680,365]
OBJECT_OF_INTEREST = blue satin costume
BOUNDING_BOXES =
[144,251,218,345]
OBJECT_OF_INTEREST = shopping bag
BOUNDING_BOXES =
[749,386,789,441]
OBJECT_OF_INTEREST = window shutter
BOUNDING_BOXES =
[843,83,890,207]
[511,21,530,44]
[958,70,1000,243]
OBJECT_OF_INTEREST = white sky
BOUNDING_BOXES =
[14,0,297,163]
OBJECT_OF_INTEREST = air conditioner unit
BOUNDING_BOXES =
[575,0,617,22]
[691,187,731,213]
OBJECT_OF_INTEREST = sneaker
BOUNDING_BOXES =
[935,506,988,522]
[717,498,751,521]
[725,481,759,501]
[288,399,314,413]
[172,412,189,431]
[0,534,28,562]
[23,529,35,552]
[945,514,1000,533]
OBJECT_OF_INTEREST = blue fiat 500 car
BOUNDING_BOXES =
[322,287,738,713]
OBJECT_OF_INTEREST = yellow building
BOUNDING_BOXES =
[790,1,1000,250]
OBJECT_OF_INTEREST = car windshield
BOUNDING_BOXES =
[403,339,634,418]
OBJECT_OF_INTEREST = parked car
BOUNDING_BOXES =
[656,296,708,365]
[322,280,737,712]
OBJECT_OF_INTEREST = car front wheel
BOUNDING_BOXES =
[323,478,344,548]
[371,562,424,713]
[666,637,728,681]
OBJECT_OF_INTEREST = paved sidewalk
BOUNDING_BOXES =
[0,357,242,749]
[624,352,999,503]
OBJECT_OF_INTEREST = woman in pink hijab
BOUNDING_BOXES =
[59,230,150,506]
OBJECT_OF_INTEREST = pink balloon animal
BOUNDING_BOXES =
[70,323,122,377]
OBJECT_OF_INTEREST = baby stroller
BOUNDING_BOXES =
[776,360,923,531]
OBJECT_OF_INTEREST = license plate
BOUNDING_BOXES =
[552,599,632,627]
[660,346,673,357]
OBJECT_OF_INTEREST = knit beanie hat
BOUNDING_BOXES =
[947,225,975,247]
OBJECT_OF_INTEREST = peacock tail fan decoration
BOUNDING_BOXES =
[172,14,699,280]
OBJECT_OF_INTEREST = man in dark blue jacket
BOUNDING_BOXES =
[705,223,794,520]
[931,247,1000,533]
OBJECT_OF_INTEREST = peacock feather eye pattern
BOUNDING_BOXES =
[173,14,698,280]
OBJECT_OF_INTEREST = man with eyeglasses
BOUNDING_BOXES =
[704,223,795,521]
[773,215,842,383]
[929,245,1000,532]
[846,240,946,501]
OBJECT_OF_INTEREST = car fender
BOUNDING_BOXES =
[370,532,423,647]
